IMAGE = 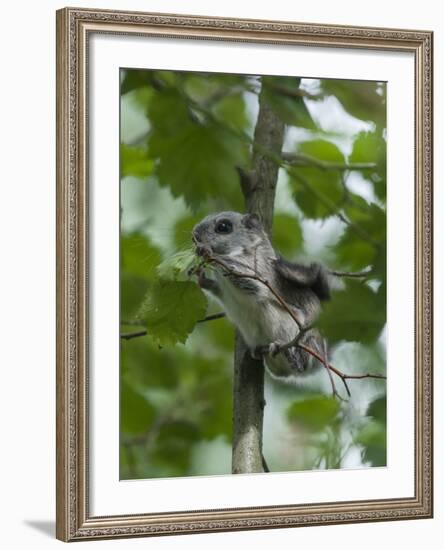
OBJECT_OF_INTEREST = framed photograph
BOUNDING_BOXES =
[56,7,433,542]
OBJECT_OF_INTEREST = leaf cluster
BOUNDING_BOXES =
[120,68,387,476]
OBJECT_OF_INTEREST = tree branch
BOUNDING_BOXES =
[329,268,373,278]
[232,84,285,475]
[120,329,148,341]
[282,152,377,171]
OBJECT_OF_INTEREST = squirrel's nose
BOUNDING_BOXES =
[192,226,203,243]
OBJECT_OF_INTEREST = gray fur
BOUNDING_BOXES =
[192,211,330,382]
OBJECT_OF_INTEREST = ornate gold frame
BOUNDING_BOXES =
[56,7,433,542]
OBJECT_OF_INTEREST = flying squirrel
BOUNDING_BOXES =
[192,211,331,382]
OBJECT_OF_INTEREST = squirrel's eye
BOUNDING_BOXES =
[215,219,233,234]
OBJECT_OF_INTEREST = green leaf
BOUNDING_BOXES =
[145,85,247,209]
[289,140,345,219]
[335,201,386,272]
[120,381,155,435]
[344,202,386,242]
[372,244,387,286]
[147,88,191,135]
[321,80,386,128]
[150,123,246,209]
[350,131,386,201]
[317,279,386,344]
[287,394,340,431]
[355,420,386,466]
[120,144,154,179]
[342,194,372,224]
[212,92,249,132]
[121,69,150,94]
[156,249,197,281]
[367,396,386,424]
[350,131,385,166]
[335,227,377,271]
[141,280,208,345]
[263,76,317,129]
[184,73,247,103]
[272,213,303,257]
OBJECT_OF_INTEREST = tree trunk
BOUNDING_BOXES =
[232,84,285,474]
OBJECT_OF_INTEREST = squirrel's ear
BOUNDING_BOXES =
[242,213,262,230]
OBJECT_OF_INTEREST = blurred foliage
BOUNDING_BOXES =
[120,68,387,479]
[288,394,340,432]
[289,139,345,219]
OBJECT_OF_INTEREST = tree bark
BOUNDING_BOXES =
[232,84,285,474]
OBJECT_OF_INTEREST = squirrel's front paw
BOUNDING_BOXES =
[251,343,281,359]
[268,342,282,357]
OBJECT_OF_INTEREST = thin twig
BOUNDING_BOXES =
[298,343,386,396]
[120,312,226,340]
[321,338,344,401]
[205,253,303,331]
[329,268,373,278]
[121,329,147,341]
[197,312,226,323]
[282,152,377,171]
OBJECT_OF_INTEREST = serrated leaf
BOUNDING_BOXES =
[212,92,249,132]
[335,227,377,271]
[355,420,386,466]
[336,201,386,272]
[121,69,150,94]
[342,193,371,224]
[184,73,247,103]
[350,131,385,165]
[372,244,387,286]
[156,249,197,281]
[120,144,154,179]
[317,279,386,344]
[290,140,345,219]
[367,396,386,424]
[321,80,386,127]
[263,76,317,129]
[349,131,387,201]
[287,394,340,431]
[150,123,246,208]
[272,213,303,257]
[141,281,207,345]
[146,87,247,208]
